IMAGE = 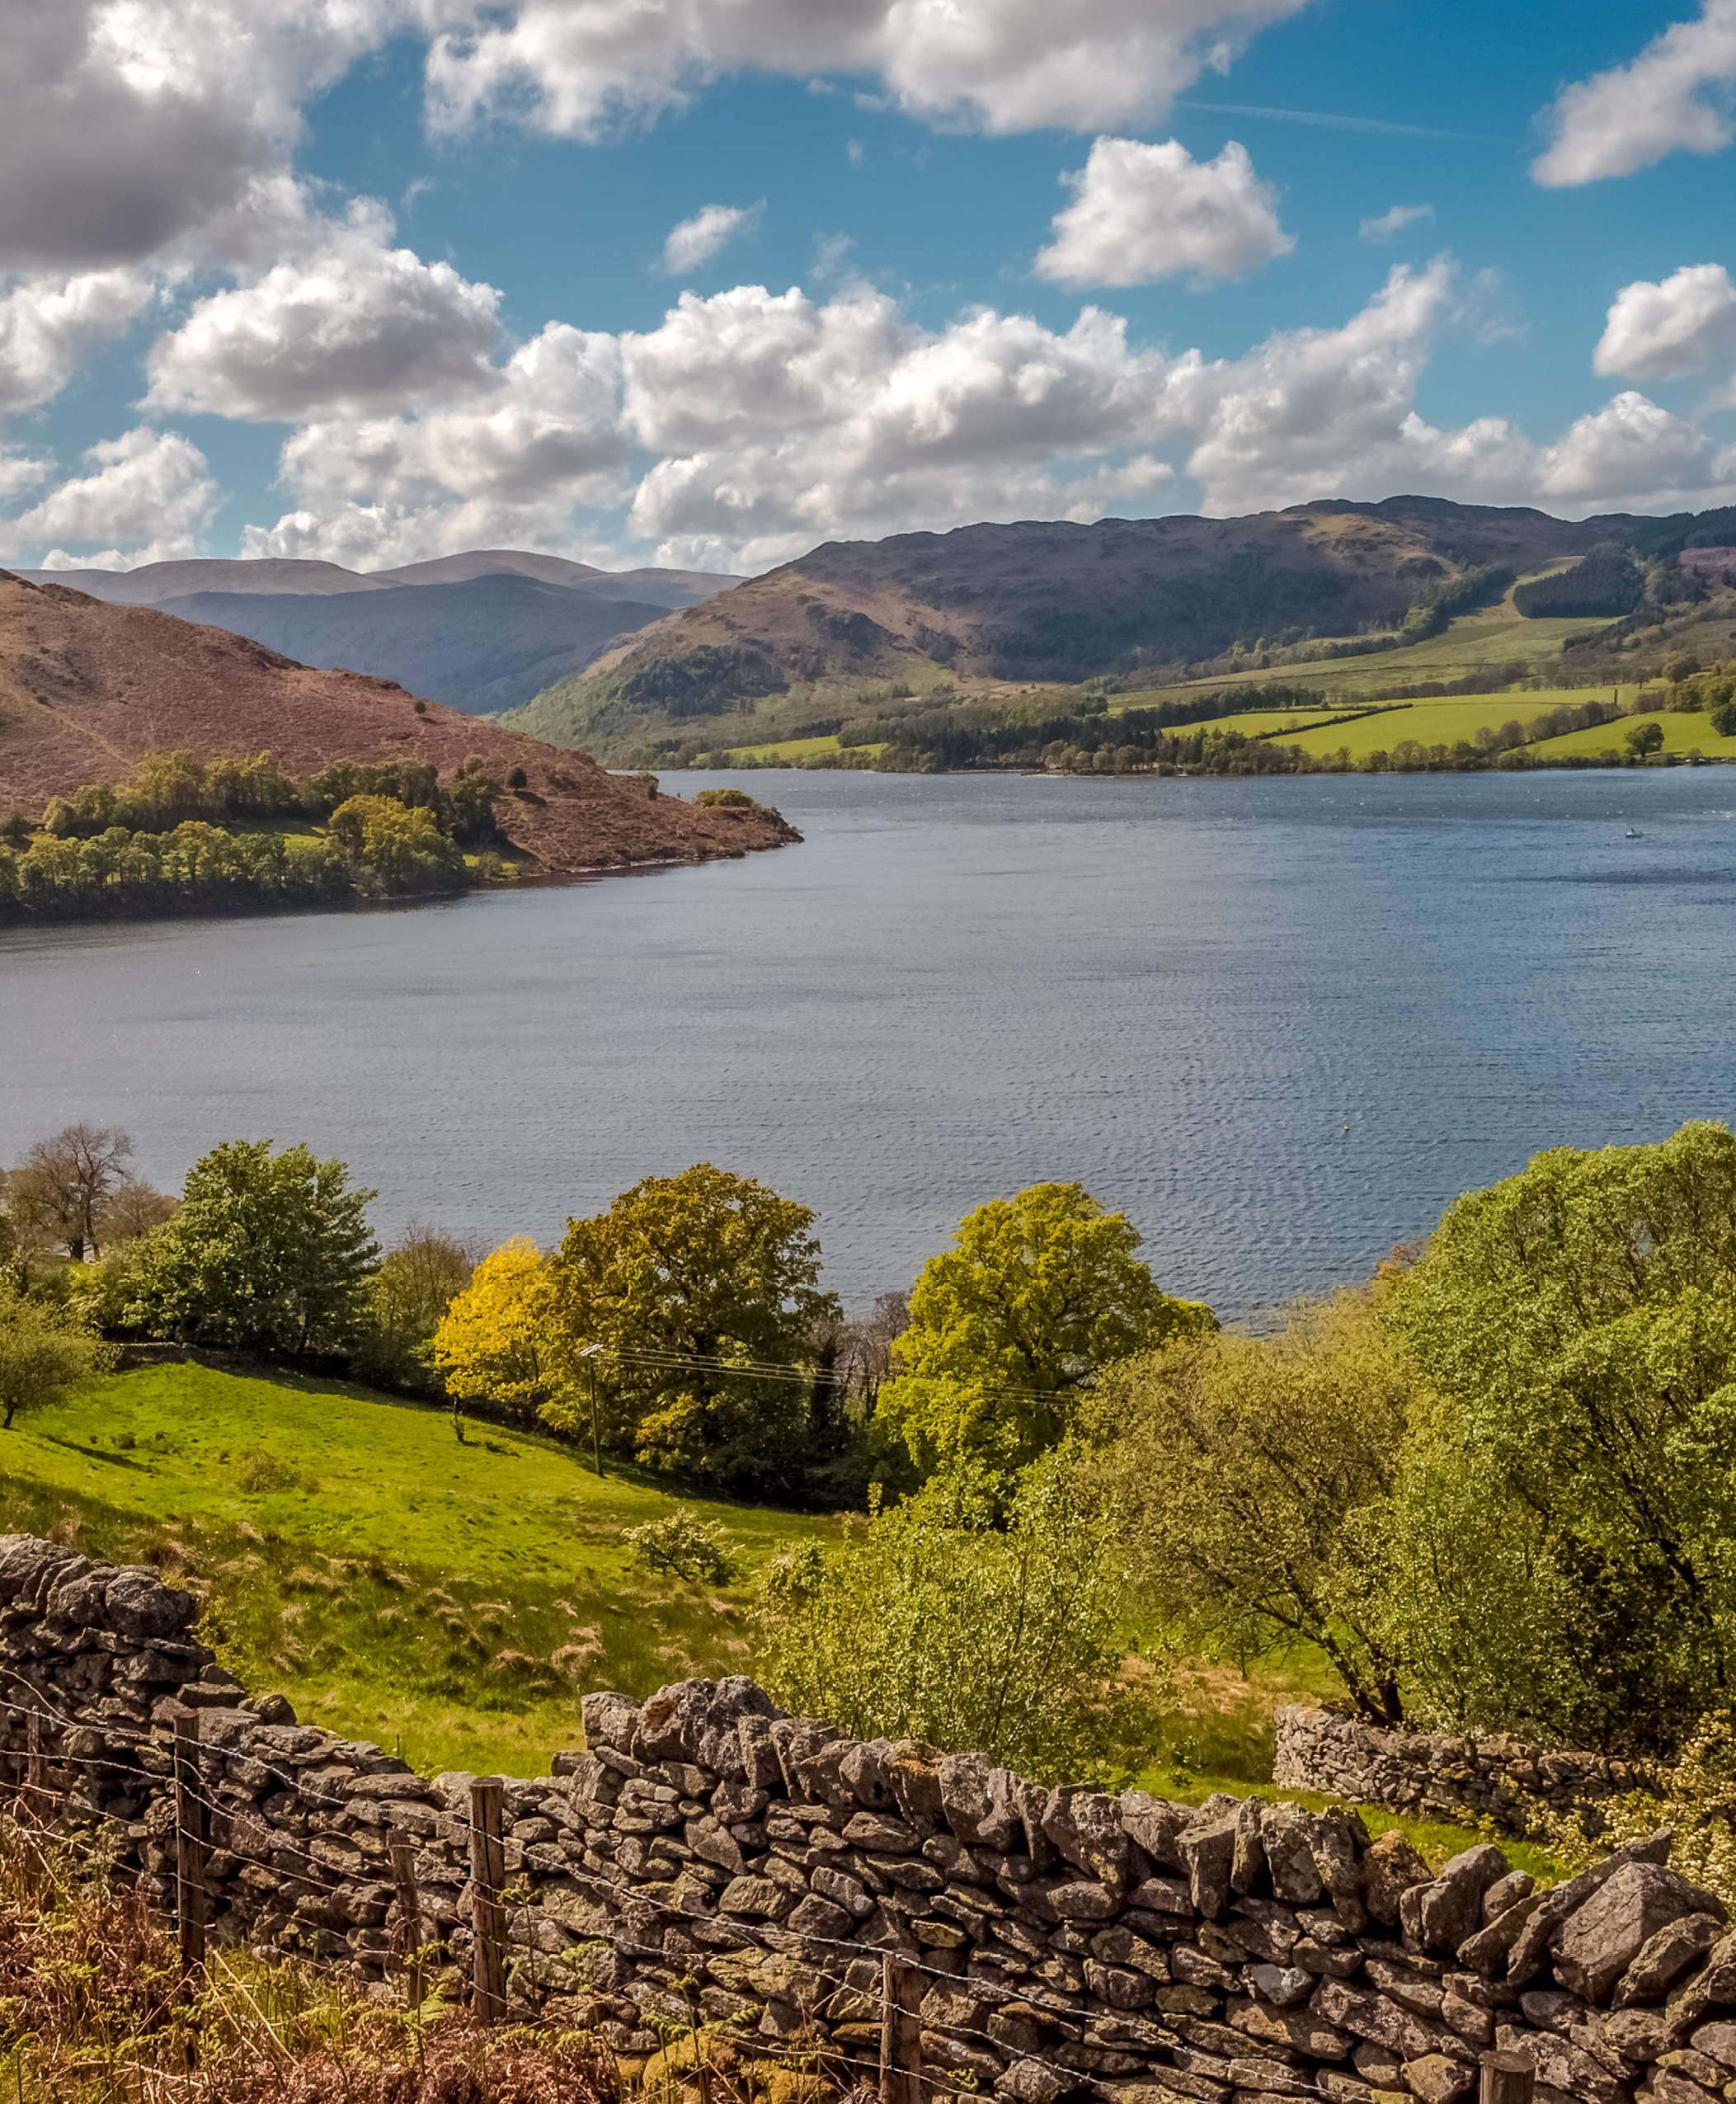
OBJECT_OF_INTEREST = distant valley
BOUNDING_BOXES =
[12,548,742,715]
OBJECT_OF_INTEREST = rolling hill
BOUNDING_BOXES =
[12,548,742,713]
[0,570,796,872]
[501,497,1736,770]
[501,497,1734,765]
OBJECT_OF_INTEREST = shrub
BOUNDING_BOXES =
[623,1510,740,1584]
[694,788,756,808]
[1528,1711,1736,1910]
[755,1460,1163,1782]
[233,1450,301,1494]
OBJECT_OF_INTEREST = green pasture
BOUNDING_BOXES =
[0,1365,1570,1870]
[717,734,887,764]
[1528,708,1736,760]
[1184,708,1367,740]
[1270,689,1657,760]
[1121,605,1621,712]
[0,1364,832,1776]
[722,733,844,761]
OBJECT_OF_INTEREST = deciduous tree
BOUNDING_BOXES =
[877,1181,1213,1477]
[1381,1121,1736,1753]
[11,1124,134,1261]
[125,1140,379,1354]
[756,1461,1159,1781]
[542,1165,839,1489]
[1084,1288,1412,1725]
[430,1240,555,1424]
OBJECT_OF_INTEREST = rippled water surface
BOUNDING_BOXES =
[4,770,1734,1320]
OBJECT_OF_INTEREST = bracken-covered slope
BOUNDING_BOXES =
[507,497,1625,754]
[0,573,797,873]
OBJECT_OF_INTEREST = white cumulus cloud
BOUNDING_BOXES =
[1593,263,1736,380]
[658,204,762,277]
[1531,0,1736,186]
[617,283,1178,569]
[1359,204,1434,241]
[240,320,627,568]
[0,267,155,415]
[425,0,1314,141]
[1035,137,1293,289]
[0,428,220,566]
[1535,391,1736,510]
[143,209,503,421]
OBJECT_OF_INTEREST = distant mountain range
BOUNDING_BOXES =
[12,548,742,715]
[501,497,1736,762]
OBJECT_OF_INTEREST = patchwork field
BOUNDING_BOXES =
[1269,688,1663,760]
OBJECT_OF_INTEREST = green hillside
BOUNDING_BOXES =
[1530,707,1735,760]
[0,1363,830,1775]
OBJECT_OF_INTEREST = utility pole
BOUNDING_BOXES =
[578,1343,605,1476]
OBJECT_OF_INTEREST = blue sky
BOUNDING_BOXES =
[2,0,1735,575]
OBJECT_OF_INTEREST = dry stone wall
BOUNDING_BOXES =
[7,1532,1736,2104]
[1274,1710,1637,1840]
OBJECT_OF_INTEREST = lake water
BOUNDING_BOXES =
[3,770,1734,1322]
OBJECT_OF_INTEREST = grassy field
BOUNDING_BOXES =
[718,734,886,764]
[0,1363,1568,1871]
[1529,707,1736,760]
[1265,689,1657,760]
[1118,603,1622,712]
[0,1363,833,1776]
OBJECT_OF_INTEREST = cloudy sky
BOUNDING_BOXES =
[3,0,1736,576]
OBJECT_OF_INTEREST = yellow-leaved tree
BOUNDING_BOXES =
[875,1180,1214,1481]
[430,1239,555,1428]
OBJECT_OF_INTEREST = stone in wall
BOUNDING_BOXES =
[6,1533,1736,2104]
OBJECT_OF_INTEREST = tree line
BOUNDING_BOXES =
[4,1119,1734,1778]
[0,749,515,920]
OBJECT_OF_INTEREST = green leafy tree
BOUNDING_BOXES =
[1382,1121,1736,1753]
[1625,721,1665,757]
[876,1181,1213,1477]
[541,1164,839,1489]
[756,1460,1160,1781]
[327,795,466,892]
[125,1140,380,1354]
[1082,1288,1412,1725]
[0,1283,116,1429]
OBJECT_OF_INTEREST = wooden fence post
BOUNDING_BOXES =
[172,1705,208,1985]
[880,1952,923,2104]
[389,1833,426,2010]
[23,1711,46,1827]
[469,1777,507,2025]
[1480,2051,1535,2104]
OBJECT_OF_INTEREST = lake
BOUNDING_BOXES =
[3,769,1734,1322]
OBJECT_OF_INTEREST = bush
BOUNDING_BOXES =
[694,788,756,808]
[233,1449,303,1494]
[623,1511,740,1584]
[755,1461,1163,1782]
[1527,1712,1736,1910]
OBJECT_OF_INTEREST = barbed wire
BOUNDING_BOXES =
[0,1687,1355,2104]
